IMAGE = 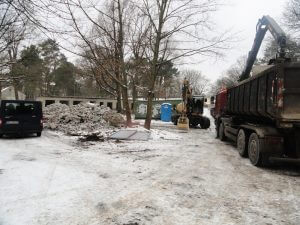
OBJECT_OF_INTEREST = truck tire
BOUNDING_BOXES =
[172,116,178,125]
[219,122,226,141]
[215,119,220,138]
[190,119,199,128]
[202,117,210,129]
[0,134,3,138]
[37,132,42,137]
[237,129,248,157]
[248,133,267,166]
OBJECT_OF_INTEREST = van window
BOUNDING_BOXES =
[23,103,36,115]
[4,102,38,116]
[4,103,21,116]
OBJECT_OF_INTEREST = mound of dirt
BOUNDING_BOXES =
[43,103,125,136]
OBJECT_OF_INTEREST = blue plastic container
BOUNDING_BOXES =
[160,103,172,122]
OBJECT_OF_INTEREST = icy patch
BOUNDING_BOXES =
[109,126,181,141]
[150,129,181,140]
[128,126,180,140]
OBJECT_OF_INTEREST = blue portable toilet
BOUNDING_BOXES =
[160,103,172,122]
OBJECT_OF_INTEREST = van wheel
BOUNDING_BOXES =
[248,133,267,166]
[219,123,226,141]
[37,132,41,137]
[237,129,248,157]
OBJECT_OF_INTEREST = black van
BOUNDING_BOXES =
[0,100,43,137]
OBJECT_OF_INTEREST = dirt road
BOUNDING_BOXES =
[0,123,299,225]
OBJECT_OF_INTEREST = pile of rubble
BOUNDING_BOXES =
[43,103,125,136]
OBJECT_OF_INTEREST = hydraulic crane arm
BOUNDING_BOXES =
[240,15,287,81]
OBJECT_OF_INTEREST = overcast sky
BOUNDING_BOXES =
[189,0,288,81]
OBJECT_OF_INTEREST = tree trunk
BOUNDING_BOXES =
[0,81,2,99]
[117,0,132,127]
[121,85,132,126]
[144,0,167,130]
[132,80,137,114]
[116,81,122,113]
[13,82,19,100]
[144,90,154,129]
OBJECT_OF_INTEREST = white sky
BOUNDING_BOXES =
[187,0,288,81]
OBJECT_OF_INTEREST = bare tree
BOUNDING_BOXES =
[181,70,210,95]
[137,0,231,129]
[210,55,246,96]
[57,0,136,125]
[0,0,39,98]
[260,36,300,63]
[1,16,30,99]
[284,0,300,38]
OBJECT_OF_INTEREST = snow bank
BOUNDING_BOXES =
[43,103,125,136]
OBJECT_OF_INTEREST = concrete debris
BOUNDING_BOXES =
[43,103,125,136]
[110,130,151,141]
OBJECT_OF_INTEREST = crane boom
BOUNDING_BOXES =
[240,15,287,81]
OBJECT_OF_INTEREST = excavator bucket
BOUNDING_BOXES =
[177,116,189,130]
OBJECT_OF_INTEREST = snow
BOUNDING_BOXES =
[123,126,181,140]
[43,103,125,136]
[0,110,300,225]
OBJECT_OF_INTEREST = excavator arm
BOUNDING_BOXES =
[240,15,287,81]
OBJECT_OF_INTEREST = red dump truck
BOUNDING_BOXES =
[212,16,300,166]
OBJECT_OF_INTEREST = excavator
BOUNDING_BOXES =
[172,78,210,130]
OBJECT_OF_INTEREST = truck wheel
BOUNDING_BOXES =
[191,121,198,128]
[219,123,226,141]
[237,129,248,157]
[37,132,42,137]
[172,116,178,125]
[0,134,3,138]
[202,117,210,129]
[248,133,266,166]
[215,120,220,138]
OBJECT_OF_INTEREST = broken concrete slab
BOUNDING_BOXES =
[110,130,150,141]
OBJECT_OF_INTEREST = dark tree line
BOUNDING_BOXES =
[1,39,78,99]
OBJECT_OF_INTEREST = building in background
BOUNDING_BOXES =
[0,86,26,100]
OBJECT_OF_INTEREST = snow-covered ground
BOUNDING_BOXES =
[0,111,300,225]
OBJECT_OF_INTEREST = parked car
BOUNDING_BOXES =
[0,100,43,137]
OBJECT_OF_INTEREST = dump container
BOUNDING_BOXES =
[226,62,300,124]
[160,103,172,122]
